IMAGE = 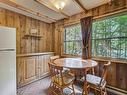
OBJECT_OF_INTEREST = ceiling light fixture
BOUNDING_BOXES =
[50,0,67,10]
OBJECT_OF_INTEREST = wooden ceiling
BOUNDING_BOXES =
[0,0,109,23]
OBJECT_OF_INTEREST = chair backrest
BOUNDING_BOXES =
[102,61,111,80]
[99,61,111,87]
[48,62,64,85]
[50,55,60,63]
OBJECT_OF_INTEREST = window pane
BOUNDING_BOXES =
[111,39,119,58]
[92,14,127,59]
[125,39,127,59]
[64,42,73,54]
[73,41,82,55]
[64,24,82,55]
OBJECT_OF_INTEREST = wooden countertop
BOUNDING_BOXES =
[16,52,54,57]
[92,57,127,64]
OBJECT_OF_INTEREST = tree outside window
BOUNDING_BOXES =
[92,14,127,59]
[64,24,82,55]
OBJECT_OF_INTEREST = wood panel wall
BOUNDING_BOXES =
[0,8,54,54]
[94,60,127,92]
[0,0,127,92]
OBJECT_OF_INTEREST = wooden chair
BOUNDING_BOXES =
[48,62,75,95]
[50,55,60,63]
[83,61,111,95]
[50,55,70,74]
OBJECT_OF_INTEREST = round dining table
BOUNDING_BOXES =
[54,58,98,95]
[54,58,98,69]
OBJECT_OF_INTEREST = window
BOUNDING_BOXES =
[64,24,82,55]
[92,14,127,59]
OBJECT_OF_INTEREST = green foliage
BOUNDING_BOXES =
[64,24,82,55]
[92,14,127,59]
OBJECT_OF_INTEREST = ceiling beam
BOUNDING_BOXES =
[73,0,87,13]
[0,0,56,22]
[35,0,70,18]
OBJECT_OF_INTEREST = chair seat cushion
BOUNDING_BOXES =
[52,73,75,86]
[86,74,106,87]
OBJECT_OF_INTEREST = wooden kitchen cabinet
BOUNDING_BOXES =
[38,54,53,78]
[17,52,54,87]
[17,57,25,87]
[24,56,37,84]
[17,56,37,87]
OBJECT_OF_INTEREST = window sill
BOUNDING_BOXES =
[92,57,127,64]
[61,54,81,58]
[61,54,127,64]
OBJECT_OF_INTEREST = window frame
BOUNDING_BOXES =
[92,13,127,60]
[62,24,82,56]
[61,12,127,61]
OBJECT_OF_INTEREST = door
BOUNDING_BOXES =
[0,51,16,95]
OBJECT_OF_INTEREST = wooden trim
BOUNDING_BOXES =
[35,0,58,12]
[64,7,127,26]
[60,28,64,56]
[93,6,127,19]
[59,54,127,64]
[107,85,127,94]
[59,10,70,18]
[0,0,56,22]
[73,0,87,13]
[92,57,127,64]
[64,20,80,27]
[35,0,70,18]
[61,54,80,58]
[16,52,54,57]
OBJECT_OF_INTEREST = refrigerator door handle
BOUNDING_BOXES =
[0,49,15,51]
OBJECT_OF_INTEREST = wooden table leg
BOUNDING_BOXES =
[82,70,88,95]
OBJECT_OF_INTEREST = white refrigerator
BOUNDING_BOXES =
[0,26,16,95]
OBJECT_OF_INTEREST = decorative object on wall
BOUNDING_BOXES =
[30,28,38,34]
[24,28,42,39]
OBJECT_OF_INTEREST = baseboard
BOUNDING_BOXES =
[107,85,127,95]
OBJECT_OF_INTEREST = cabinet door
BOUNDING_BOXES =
[45,55,51,72]
[36,56,40,79]
[17,54,54,87]
[24,57,37,83]
[38,56,45,77]
[39,54,53,77]
[17,57,25,87]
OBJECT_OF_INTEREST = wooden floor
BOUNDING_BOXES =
[17,77,51,95]
[17,77,117,95]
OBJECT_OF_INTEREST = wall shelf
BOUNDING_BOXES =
[24,34,42,39]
